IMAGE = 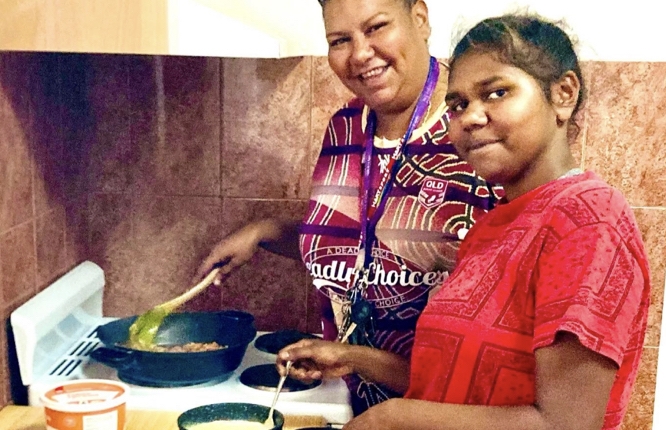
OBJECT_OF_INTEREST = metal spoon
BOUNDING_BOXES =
[264,360,292,428]
[128,267,222,349]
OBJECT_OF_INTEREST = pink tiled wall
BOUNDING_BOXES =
[0,53,664,429]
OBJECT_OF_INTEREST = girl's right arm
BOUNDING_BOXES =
[277,339,411,395]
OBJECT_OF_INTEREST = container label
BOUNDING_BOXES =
[52,390,120,404]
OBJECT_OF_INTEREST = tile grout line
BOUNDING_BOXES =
[219,57,224,200]
[86,190,308,203]
[28,54,39,299]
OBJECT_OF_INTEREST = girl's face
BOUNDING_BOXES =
[445,50,564,195]
[323,0,431,114]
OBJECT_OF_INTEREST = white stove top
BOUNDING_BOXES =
[11,262,352,425]
[29,325,352,423]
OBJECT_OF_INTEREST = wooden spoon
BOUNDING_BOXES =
[128,267,222,350]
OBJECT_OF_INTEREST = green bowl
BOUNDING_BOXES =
[177,403,285,430]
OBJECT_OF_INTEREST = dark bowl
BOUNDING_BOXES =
[177,403,285,430]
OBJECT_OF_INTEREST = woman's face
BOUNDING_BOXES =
[322,0,431,114]
[445,51,561,190]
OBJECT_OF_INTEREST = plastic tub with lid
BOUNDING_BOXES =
[40,379,129,430]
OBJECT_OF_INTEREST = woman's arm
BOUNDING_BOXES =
[343,333,617,430]
[255,218,302,260]
[196,218,302,283]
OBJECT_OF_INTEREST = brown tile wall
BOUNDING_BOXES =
[581,62,666,430]
[0,54,664,430]
[0,52,90,408]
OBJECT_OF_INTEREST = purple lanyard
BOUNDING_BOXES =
[356,57,440,271]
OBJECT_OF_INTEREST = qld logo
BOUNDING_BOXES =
[418,178,448,209]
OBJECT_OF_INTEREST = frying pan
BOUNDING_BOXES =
[90,310,256,386]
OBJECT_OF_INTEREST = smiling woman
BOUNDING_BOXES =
[321,0,433,137]
[271,0,503,416]
[197,0,501,418]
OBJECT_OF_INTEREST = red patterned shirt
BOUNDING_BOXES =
[405,171,650,430]
[300,97,502,415]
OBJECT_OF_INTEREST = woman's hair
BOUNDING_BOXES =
[317,0,417,10]
[450,14,586,124]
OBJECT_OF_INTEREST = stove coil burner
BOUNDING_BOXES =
[240,364,321,392]
[117,370,231,388]
[253,330,319,355]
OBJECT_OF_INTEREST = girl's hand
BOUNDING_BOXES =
[277,339,356,382]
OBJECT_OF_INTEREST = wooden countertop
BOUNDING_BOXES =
[0,405,327,430]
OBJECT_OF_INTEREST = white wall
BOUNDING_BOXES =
[179,0,665,60]
[426,0,666,62]
[294,0,666,62]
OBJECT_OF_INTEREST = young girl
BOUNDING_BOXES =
[278,13,651,430]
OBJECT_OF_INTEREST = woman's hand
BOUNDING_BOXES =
[195,221,267,286]
[277,339,356,383]
[196,218,303,285]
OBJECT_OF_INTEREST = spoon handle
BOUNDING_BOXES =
[275,360,292,397]
[160,267,222,312]
[267,360,292,425]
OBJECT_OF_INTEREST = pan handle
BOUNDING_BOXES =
[90,347,136,370]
